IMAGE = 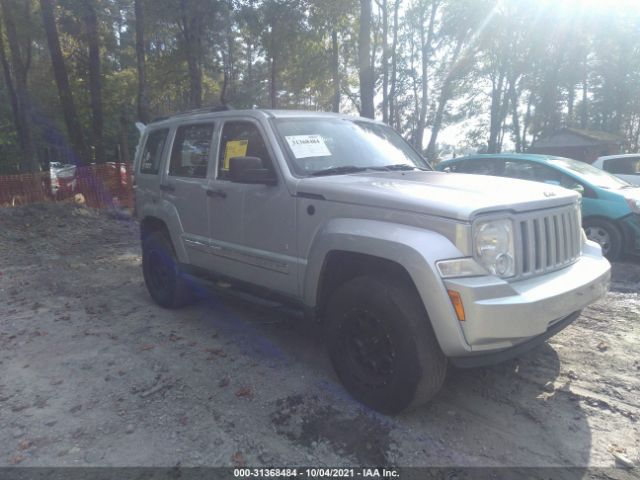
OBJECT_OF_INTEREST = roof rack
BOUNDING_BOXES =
[150,104,233,124]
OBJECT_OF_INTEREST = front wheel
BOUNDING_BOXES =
[584,219,622,261]
[325,274,447,414]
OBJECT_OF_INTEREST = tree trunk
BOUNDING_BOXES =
[487,70,506,153]
[567,84,575,125]
[179,0,202,108]
[358,0,374,118]
[1,0,37,173]
[522,91,533,151]
[381,0,388,122]
[40,0,88,164]
[270,52,277,108]
[414,0,437,148]
[581,57,588,129]
[510,79,522,153]
[425,39,463,159]
[83,0,105,164]
[134,0,150,123]
[388,0,400,126]
[245,39,253,96]
[331,30,340,112]
[0,19,22,161]
[425,83,450,159]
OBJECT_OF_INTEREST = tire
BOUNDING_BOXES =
[325,274,447,414]
[142,231,194,308]
[584,219,622,261]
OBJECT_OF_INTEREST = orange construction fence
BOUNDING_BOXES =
[0,164,134,209]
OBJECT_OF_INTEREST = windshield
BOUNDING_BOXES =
[274,118,430,176]
[548,157,632,190]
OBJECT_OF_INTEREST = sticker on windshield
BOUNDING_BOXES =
[285,135,331,158]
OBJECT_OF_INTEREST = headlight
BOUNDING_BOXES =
[625,197,640,214]
[473,218,516,278]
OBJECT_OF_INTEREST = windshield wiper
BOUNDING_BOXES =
[382,163,429,171]
[310,166,387,176]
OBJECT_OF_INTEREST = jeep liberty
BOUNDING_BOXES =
[133,109,611,414]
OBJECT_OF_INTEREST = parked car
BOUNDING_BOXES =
[49,162,77,198]
[134,110,610,414]
[593,154,640,186]
[437,153,640,260]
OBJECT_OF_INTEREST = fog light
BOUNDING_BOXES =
[447,290,466,321]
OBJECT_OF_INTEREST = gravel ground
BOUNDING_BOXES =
[0,203,638,470]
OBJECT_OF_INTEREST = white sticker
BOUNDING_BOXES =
[285,135,332,158]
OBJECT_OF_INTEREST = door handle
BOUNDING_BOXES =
[159,183,175,192]
[206,188,227,199]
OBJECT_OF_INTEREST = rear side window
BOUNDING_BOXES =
[217,121,273,179]
[140,129,169,175]
[169,123,214,178]
[604,157,640,175]
[460,158,504,175]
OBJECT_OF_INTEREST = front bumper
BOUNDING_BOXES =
[442,241,610,356]
[449,310,581,367]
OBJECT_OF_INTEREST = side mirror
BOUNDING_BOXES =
[229,156,276,185]
[443,167,451,173]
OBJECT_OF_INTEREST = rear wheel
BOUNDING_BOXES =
[325,274,447,414]
[584,219,622,261]
[142,231,194,308]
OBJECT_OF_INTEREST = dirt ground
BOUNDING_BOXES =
[0,203,638,470]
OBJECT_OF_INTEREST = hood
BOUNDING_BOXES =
[296,171,579,221]
[621,186,640,200]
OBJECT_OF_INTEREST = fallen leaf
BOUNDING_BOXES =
[235,386,253,399]
[231,451,245,467]
[11,455,25,464]
[18,440,31,451]
[140,344,155,351]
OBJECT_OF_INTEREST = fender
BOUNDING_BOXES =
[303,218,472,356]
[140,201,188,263]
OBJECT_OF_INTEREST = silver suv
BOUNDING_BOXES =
[133,109,611,414]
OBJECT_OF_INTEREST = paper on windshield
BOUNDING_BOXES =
[285,135,331,158]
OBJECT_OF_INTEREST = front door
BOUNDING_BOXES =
[208,119,297,296]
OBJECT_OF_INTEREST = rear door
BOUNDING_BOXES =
[163,122,216,268]
[135,128,171,216]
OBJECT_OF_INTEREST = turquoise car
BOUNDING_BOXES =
[436,153,640,260]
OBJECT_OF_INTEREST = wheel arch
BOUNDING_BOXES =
[582,215,625,259]
[140,213,188,262]
[303,218,471,357]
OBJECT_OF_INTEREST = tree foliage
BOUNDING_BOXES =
[0,0,639,172]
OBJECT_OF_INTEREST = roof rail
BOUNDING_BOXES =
[150,104,233,124]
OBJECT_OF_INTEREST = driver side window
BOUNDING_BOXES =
[217,121,273,180]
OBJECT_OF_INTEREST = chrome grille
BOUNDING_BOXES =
[517,205,581,278]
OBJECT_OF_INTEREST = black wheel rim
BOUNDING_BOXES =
[145,249,174,297]
[340,308,396,389]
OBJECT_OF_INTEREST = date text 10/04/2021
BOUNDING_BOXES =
[233,468,400,478]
